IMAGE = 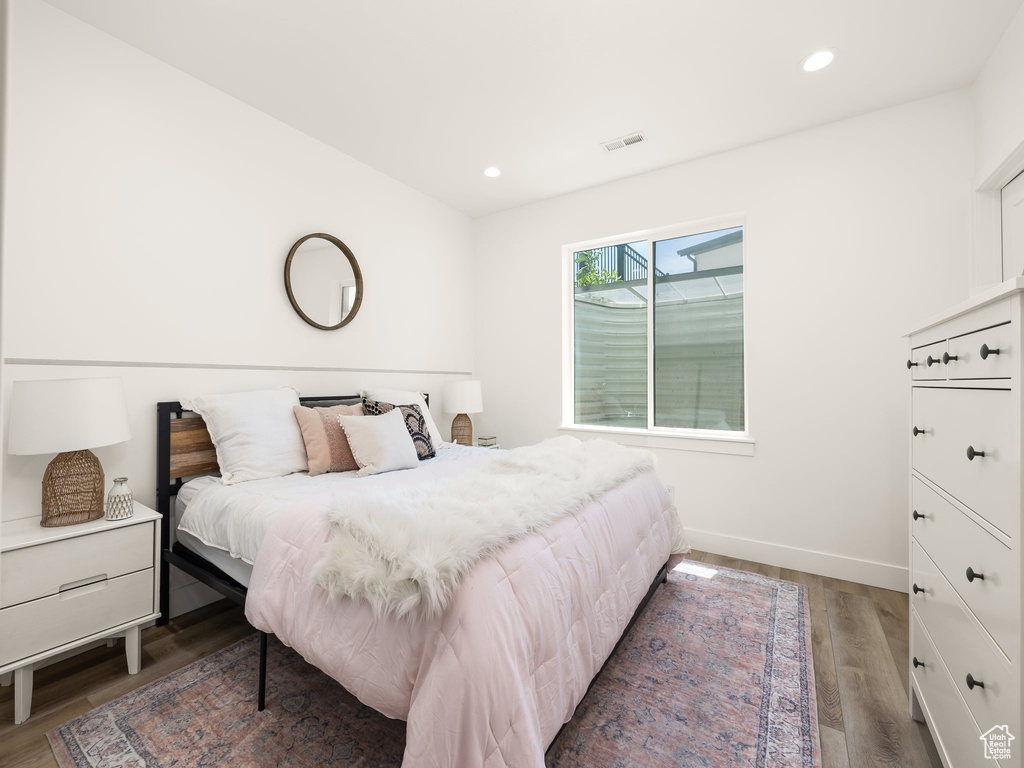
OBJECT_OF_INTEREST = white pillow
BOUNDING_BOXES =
[181,387,307,485]
[340,409,419,477]
[360,387,444,447]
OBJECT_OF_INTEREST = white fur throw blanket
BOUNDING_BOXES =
[312,437,661,619]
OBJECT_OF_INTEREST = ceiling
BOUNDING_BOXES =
[44,0,1023,217]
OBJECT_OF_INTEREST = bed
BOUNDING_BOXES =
[156,396,682,767]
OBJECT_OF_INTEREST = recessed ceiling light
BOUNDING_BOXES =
[483,166,501,178]
[801,50,835,73]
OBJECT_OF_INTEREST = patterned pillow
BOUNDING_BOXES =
[362,398,436,460]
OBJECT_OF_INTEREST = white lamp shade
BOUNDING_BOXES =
[443,380,483,414]
[8,377,131,456]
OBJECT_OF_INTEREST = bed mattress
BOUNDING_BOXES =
[174,476,253,586]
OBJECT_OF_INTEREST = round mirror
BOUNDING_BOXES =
[284,233,363,330]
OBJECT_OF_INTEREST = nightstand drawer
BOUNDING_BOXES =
[1,521,154,609]
[0,568,153,667]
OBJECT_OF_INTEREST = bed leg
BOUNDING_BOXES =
[661,562,668,583]
[257,632,268,712]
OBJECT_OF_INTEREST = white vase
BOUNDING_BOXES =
[105,477,134,521]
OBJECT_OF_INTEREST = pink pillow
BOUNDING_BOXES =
[293,404,364,475]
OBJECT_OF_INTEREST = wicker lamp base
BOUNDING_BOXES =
[41,449,105,527]
[451,413,473,446]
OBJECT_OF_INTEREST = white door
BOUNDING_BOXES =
[1002,170,1024,279]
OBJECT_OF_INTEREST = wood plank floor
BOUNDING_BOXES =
[0,553,942,768]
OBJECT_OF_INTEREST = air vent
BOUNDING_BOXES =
[601,131,646,152]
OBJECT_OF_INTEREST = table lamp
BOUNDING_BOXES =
[8,377,131,527]
[443,380,483,446]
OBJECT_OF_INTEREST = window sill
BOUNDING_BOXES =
[557,425,755,456]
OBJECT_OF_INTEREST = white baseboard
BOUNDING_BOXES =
[686,528,908,593]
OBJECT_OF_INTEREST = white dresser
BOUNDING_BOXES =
[908,276,1024,768]
[0,503,161,724]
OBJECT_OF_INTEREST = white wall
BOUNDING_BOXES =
[473,91,975,590]
[0,1,996,606]
[970,2,1024,290]
[1,0,476,614]
[974,1,1024,185]
[0,0,9,605]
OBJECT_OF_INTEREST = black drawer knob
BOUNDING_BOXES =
[912,510,925,521]
[942,352,958,364]
[913,657,925,669]
[966,567,985,583]
[926,355,940,367]
[980,344,1001,360]
[966,673,985,690]
[907,359,919,369]
[966,446,986,461]
[912,583,925,595]
[912,427,926,437]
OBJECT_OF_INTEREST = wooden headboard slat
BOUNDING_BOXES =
[168,418,218,478]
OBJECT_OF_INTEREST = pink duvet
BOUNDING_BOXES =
[245,466,673,767]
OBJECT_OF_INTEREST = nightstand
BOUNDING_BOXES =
[0,502,160,724]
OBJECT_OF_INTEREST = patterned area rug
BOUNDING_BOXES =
[48,563,818,767]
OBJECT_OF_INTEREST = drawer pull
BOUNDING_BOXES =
[912,583,925,595]
[941,352,958,364]
[912,657,926,669]
[59,574,108,593]
[966,567,985,583]
[966,446,986,461]
[926,355,941,367]
[59,579,109,600]
[966,673,985,691]
[906,359,919,369]
[912,427,927,437]
[912,510,925,521]
[980,344,1001,360]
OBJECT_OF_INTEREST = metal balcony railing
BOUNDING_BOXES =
[575,243,666,282]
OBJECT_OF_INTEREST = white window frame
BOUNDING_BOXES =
[560,213,754,456]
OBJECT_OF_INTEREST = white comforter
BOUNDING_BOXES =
[177,442,488,564]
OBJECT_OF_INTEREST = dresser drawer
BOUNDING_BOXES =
[912,387,1019,536]
[912,477,1018,660]
[911,610,995,768]
[0,568,153,667]
[911,542,1016,738]
[946,323,1015,381]
[911,340,947,381]
[0,521,155,609]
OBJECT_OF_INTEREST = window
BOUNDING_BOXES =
[568,219,745,435]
